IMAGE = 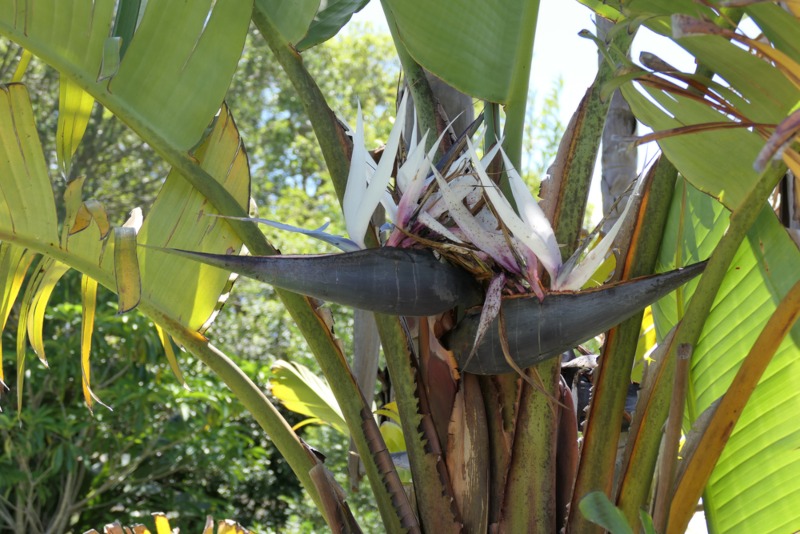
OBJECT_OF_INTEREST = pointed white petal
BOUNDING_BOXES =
[397,132,428,193]
[344,95,409,248]
[344,102,368,248]
[466,139,561,280]
[418,211,464,243]
[432,165,519,273]
[468,273,506,361]
[554,175,645,290]
[502,149,561,269]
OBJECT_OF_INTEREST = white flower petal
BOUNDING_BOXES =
[344,94,409,248]
[466,138,561,281]
[502,149,561,267]
[554,175,645,290]
[432,165,519,273]
[343,102,368,248]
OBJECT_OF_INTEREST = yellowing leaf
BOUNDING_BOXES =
[114,226,141,314]
[270,360,347,435]
[56,77,94,175]
[70,199,111,239]
[81,274,110,412]
[154,323,187,389]
[0,243,33,386]
[25,257,70,365]
[151,513,171,534]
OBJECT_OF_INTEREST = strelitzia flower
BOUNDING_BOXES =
[161,99,706,374]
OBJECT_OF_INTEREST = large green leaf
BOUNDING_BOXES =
[612,10,799,211]
[0,85,59,245]
[295,0,370,52]
[653,180,800,533]
[137,105,250,332]
[255,0,320,45]
[0,0,252,152]
[0,83,247,372]
[381,0,540,104]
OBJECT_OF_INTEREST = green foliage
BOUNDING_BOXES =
[0,275,302,532]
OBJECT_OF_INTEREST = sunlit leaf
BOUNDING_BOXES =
[25,257,70,365]
[0,85,59,244]
[296,0,369,51]
[137,105,249,331]
[152,513,171,534]
[654,179,800,533]
[154,324,187,390]
[270,360,347,435]
[114,226,141,314]
[0,243,33,386]
[379,420,406,453]
[56,77,94,175]
[0,0,253,152]
[11,48,31,82]
[80,273,109,412]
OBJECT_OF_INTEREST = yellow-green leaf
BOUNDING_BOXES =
[270,359,347,435]
[0,243,33,385]
[25,257,70,365]
[379,420,406,453]
[10,48,31,82]
[56,77,94,175]
[113,226,141,314]
[0,84,59,245]
[80,274,108,412]
[154,323,187,389]
[137,105,248,331]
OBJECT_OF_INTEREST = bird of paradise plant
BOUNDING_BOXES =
[0,1,798,533]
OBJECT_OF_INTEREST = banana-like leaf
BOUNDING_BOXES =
[653,180,800,533]
[295,0,369,52]
[270,360,347,436]
[25,257,70,364]
[615,11,799,210]
[0,84,248,404]
[0,85,59,245]
[56,77,94,175]
[161,247,483,316]
[445,262,707,375]
[0,243,33,385]
[0,0,252,152]
[382,0,540,104]
[255,0,320,45]
[136,105,250,332]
